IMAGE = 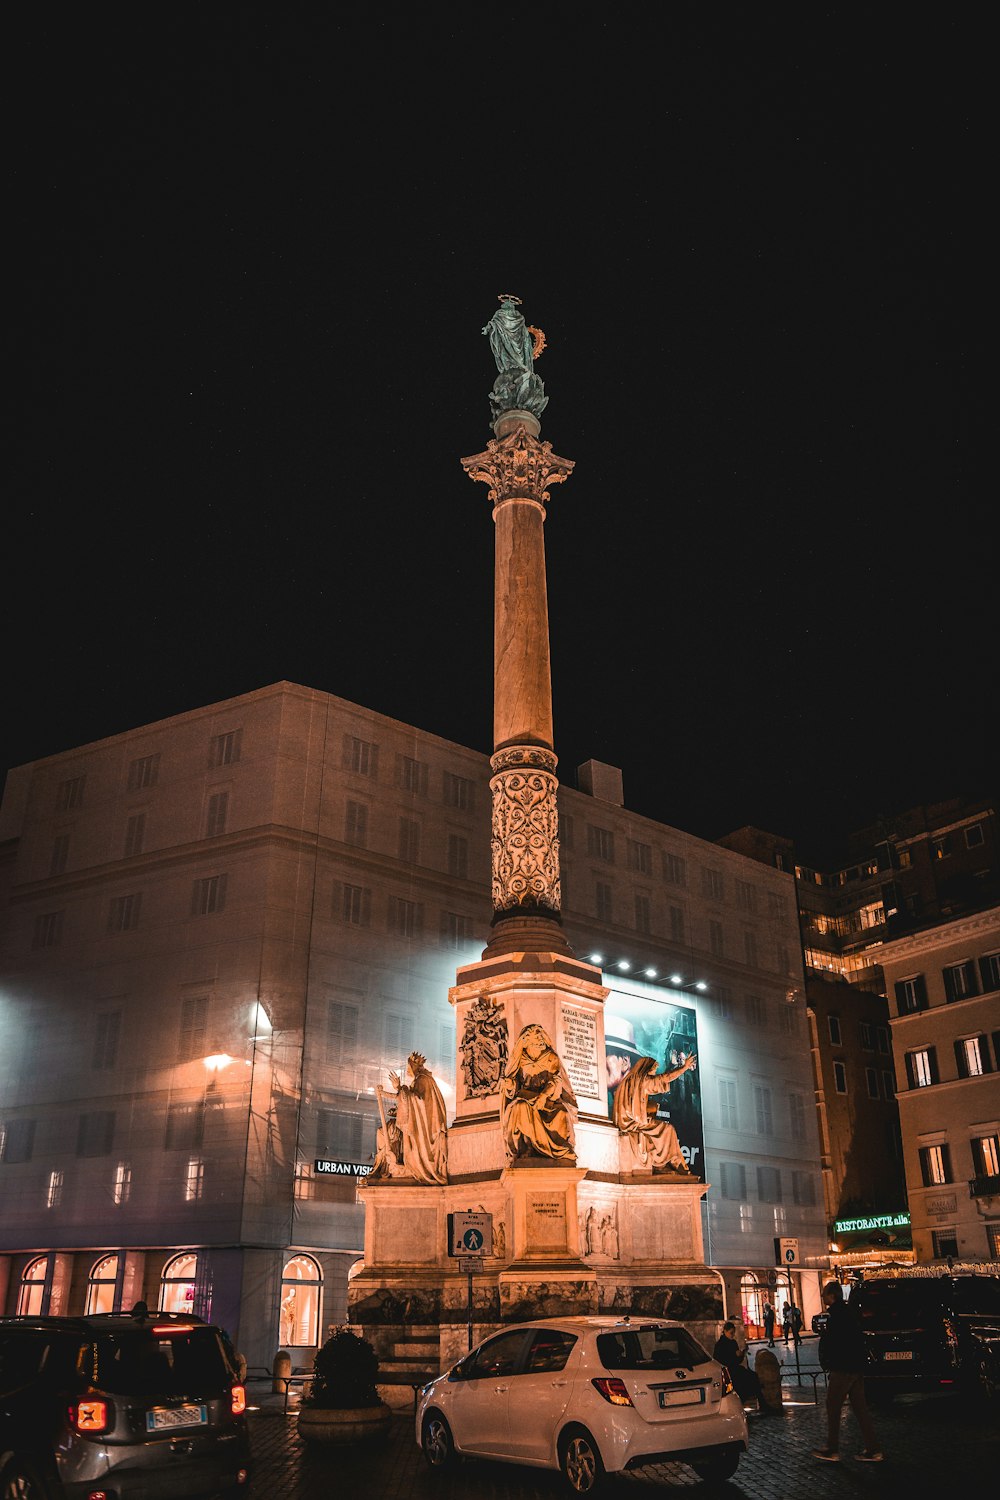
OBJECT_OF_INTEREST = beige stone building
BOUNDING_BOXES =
[0,681,825,1371]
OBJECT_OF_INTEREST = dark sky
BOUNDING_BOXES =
[8,12,990,867]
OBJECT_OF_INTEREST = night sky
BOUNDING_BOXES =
[8,13,990,867]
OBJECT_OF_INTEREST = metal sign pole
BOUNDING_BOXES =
[467,1267,474,1351]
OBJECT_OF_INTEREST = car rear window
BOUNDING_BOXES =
[597,1325,708,1370]
[858,1282,946,1329]
[88,1327,230,1396]
[951,1279,1000,1317]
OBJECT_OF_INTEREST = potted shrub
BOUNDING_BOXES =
[296,1328,392,1445]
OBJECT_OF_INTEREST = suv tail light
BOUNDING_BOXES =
[591,1377,634,1406]
[69,1398,112,1434]
[231,1383,247,1415]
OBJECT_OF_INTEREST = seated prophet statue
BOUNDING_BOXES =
[500,1023,577,1162]
[613,1053,697,1173]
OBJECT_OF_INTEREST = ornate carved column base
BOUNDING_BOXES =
[483,910,574,958]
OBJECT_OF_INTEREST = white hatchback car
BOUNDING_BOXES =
[415,1315,748,1492]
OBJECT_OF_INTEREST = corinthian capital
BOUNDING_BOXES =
[461,427,575,508]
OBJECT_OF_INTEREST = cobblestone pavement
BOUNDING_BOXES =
[246,1381,1000,1499]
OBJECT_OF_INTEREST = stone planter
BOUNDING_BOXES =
[296,1401,392,1445]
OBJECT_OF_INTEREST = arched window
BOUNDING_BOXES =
[158,1252,198,1314]
[17,1256,50,1316]
[86,1253,121,1314]
[279,1254,322,1348]
[739,1272,766,1337]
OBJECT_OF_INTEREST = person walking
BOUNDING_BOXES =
[789,1301,803,1347]
[812,1281,883,1464]
[781,1301,792,1345]
[713,1321,769,1413]
[762,1299,776,1347]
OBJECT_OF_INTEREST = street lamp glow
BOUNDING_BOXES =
[670,973,683,985]
[695,981,707,992]
[588,953,604,965]
[644,967,658,978]
[617,960,630,971]
[203,1053,235,1072]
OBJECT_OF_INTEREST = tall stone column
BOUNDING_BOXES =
[462,408,575,956]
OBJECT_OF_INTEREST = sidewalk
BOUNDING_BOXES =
[245,1377,1000,1498]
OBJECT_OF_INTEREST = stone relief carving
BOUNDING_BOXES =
[461,425,575,507]
[490,749,561,915]
[460,996,509,1098]
[580,1204,619,1259]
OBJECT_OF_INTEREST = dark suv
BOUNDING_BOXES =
[856,1274,1000,1400]
[0,1308,251,1499]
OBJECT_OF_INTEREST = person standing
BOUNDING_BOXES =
[812,1281,883,1464]
[781,1302,792,1344]
[762,1299,776,1347]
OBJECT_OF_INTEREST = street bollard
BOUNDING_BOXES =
[272,1349,292,1394]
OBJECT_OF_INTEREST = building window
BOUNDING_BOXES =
[833,1061,848,1094]
[709,920,725,958]
[746,994,765,1027]
[387,897,422,938]
[669,905,686,943]
[736,879,756,913]
[337,882,371,926]
[76,1111,115,1158]
[178,996,208,1060]
[931,835,949,860]
[905,1047,938,1088]
[317,1109,367,1159]
[50,833,70,875]
[17,1257,51,1316]
[108,893,142,932]
[86,1254,121,1315]
[587,825,615,862]
[932,1229,959,1259]
[558,812,574,849]
[757,1165,782,1202]
[663,851,687,886]
[441,911,475,949]
[159,1253,197,1314]
[294,1162,313,1200]
[595,882,613,922]
[114,1161,131,1205]
[344,800,368,847]
[964,822,985,848]
[788,1093,806,1140]
[56,776,86,812]
[718,1076,738,1130]
[859,1020,873,1049]
[124,813,146,857]
[876,1026,891,1055]
[973,1134,1000,1178]
[205,791,229,837]
[343,735,378,778]
[446,833,469,880]
[866,1067,879,1099]
[714,986,733,1021]
[383,1012,414,1059]
[753,1083,773,1134]
[185,1157,205,1201]
[828,1014,842,1045]
[165,1103,205,1152]
[634,894,651,934]
[280,1255,322,1348]
[720,1162,747,1200]
[191,874,227,916]
[33,911,64,949]
[895,974,928,1013]
[396,754,427,795]
[127,753,160,791]
[93,1010,121,1070]
[882,1070,895,1099]
[944,960,979,1003]
[46,1170,63,1209]
[702,867,723,901]
[443,772,473,811]
[209,729,242,768]
[955,1035,990,1078]
[325,998,360,1065]
[398,817,421,864]
[919,1144,952,1186]
[792,1170,816,1207]
[980,953,1000,992]
[626,839,651,874]
[1,1118,36,1164]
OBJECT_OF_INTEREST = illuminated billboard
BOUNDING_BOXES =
[603,990,705,1181]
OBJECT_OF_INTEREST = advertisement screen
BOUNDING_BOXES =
[604,990,705,1181]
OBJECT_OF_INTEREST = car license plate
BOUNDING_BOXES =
[657,1388,704,1407]
[146,1404,208,1431]
[884,1351,913,1361]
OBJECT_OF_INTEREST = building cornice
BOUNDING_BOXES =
[878,906,1000,961]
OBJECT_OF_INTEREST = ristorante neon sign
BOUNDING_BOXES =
[834,1212,910,1234]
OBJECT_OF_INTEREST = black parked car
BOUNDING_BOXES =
[856,1274,1000,1400]
[0,1307,252,1499]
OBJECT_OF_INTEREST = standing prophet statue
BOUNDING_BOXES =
[482,294,549,423]
[375,1052,448,1184]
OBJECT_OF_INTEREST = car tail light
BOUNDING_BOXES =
[86,1491,109,1500]
[591,1377,634,1406]
[231,1383,247,1415]
[152,1323,196,1333]
[719,1366,735,1397]
[69,1398,111,1434]
[236,1469,249,1485]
